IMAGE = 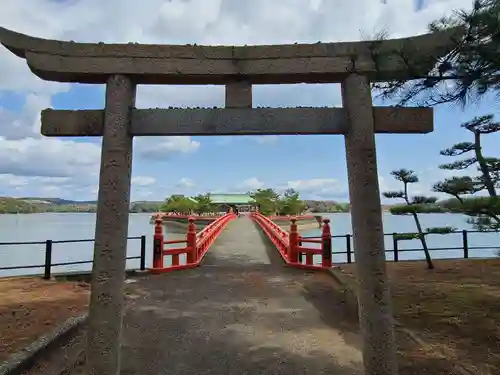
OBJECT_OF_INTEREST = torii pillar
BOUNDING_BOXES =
[86,75,136,375]
[342,74,398,374]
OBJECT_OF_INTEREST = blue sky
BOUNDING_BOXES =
[1,0,495,203]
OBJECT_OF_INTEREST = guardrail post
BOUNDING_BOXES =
[462,230,469,259]
[298,235,303,263]
[43,240,53,280]
[140,235,146,271]
[153,217,164,269]
[392,233,399,262]
[186,217,197,263]
[289,218,299,263]
[346,234,352,263]
[321,219,332,268]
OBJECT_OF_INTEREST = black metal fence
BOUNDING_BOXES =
[0,235,147,279]
[302,229,500,263]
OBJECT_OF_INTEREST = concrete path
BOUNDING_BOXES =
[203,215,274,266]
[64,216,364,374]
[115,216,364,374]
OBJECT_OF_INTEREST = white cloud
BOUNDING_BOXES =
[287,178,345,196]
[135,137,200,160]
[238,177,265,191]
[176,178,195,189]
[0,136,100,178]
[131,176,156,187]
[0,94,52,140]
[0,0,474,198]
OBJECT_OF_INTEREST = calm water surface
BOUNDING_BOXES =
[0,212,498,277]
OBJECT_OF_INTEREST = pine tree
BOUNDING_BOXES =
[279,188,306,215]
[374,0,500,107]
[383,169,455,269]
[432,115,500,230]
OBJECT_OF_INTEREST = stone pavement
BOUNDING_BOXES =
[58,217,365,374]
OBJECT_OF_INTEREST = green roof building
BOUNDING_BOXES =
[209,193,256,213]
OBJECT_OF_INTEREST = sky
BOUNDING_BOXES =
[0,0,499,203]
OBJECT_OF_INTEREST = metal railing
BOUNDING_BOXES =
[0,235,146,279]
[301,229,500,263]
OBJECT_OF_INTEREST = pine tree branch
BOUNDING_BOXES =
[439,158,477,170]
[440,142,475,156]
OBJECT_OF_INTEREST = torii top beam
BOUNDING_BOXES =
[0,27,461,85]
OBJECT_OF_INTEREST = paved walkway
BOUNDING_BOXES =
[62,216,364,374]
[203,215,274,266]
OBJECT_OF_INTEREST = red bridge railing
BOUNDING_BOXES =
[151,213,236,273]
[251,212,332,270]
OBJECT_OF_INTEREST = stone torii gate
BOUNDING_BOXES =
[0,26,458,375]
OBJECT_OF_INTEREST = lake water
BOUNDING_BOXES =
[0,212,498,277]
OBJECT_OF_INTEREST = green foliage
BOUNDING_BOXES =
[278,188,306,216]
[130,202,163,213]
[375,0,500,107]
[192,193,214,215]
[161,195,196,214]
[432,115,500,230]
[383,169,435,269]
[304,200,349,213]
[394,226,456,241]
[0,197,41,214]
[0,197,99,214]
[249,188,307,216]
[394,233,421,241]
[425,226,456,234]
[433,176,479,198]
[250,188,281,215]
[389,203,445,215]
[160,194,217,215]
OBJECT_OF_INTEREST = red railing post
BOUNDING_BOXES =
[153,217,164,269]
[321,218,332,267]
[289,217,299,263]
[186,217,197,263]
[298,235,303,264]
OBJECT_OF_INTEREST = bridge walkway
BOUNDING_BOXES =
[78,216,364,374]
[202,214,276,266]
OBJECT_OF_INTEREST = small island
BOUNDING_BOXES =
[151,189,323,232]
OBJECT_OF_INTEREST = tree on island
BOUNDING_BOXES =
[162,193,218,215]
[374,0,500,107]
[161,195,196,214]
[192,193,214,215]
[250,188,281,215]
[250,188,306,216]
[278,188,307,216]
[383,169,455,269]
[432,115,500,230]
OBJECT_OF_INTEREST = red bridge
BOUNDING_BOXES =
[150,212,334,272]
[100,211,364,374]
